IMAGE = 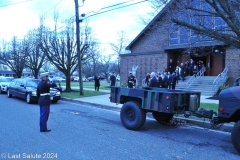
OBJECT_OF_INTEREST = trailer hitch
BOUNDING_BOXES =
[184,108,217,119]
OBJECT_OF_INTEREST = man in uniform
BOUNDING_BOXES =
[37,72,56,132]
[127,73,136,88]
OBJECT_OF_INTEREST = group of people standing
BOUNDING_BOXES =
[175,59,203,81]
[94,72,117,91]
[145,59,203,89]
[146,71,178,89]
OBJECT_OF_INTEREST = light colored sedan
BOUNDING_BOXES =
[0,77,14,94]
[52,77,66,82]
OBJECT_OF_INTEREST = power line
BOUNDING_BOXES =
[84,0,136,15]
[43,0,66,16]
[55,0,149,32]
[84,0,149,19]
[0,0,35,8]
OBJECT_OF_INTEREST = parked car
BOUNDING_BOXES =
[7,78,61,104]
[86,77,94,81]
[73,76,79,82]
[116,76,120,81]
[51,80,63,93]
[99,75,106,80]
[52,77,66,82]
[0,77,14,94]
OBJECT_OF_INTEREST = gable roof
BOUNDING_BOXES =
[126,0,176,50]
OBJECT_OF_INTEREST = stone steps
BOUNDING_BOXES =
[175,76,221,96]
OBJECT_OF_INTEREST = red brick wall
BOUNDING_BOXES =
[120,53,168,85]
[225,48,240,82]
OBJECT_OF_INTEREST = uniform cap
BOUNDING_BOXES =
[40,72,48,78]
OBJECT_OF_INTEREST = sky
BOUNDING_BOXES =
[0,0,155,53]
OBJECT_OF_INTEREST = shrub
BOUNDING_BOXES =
[218,84,231,93]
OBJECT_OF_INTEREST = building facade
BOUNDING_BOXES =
[120,0,240,86]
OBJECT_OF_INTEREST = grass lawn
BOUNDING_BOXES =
[62,90,109,99]
[200,103,218,112]
[61,81,111,90]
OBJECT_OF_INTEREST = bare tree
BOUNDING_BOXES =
[41,21,77,91]
[170,0,240,49]
[139,0,170,25]
[98,54,113,82]
[0,37,29,78]
[25,18,48,79]
[110,31,129,76]
[41,19,96,91]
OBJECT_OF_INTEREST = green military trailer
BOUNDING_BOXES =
[110,86,240,154]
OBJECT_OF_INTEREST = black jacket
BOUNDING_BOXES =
[37,80,56,105]
[148,77,157,87]
[94,76,100,86]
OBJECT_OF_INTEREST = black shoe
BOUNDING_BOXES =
[40,129,51,132]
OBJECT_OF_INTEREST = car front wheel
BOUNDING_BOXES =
[26,93,32,104]
[7,90,12,98]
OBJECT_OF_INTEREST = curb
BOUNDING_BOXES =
[61,98,234,133]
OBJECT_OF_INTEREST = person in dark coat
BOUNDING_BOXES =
[110,72,116,86]
[94,74,100,91]
[193,65,198,78]
[167,72,173,89]
[171,72,177,90]
[180,62,186,81]
[162,72,168,88]
[189,59,195,76]
[157,73,163,88]
[37,72,57,132]
[148,72,157,87]
[145,73,150,86]
[175,66,180,83]
[127,73,136,88]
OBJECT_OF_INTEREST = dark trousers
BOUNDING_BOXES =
[168,84,172,89]
[95,85,99,91]
[40,105,50,131]
[172,84,176,90]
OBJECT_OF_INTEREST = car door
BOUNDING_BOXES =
[17,79,27,99]
[8,79,17,95]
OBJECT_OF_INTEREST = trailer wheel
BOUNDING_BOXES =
[120,101,146,130]
[152,112,173,123]
[231,120,240,153]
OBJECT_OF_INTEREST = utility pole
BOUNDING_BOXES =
[74,0,84,95]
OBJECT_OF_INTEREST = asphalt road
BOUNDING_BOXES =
[0,94,239,160]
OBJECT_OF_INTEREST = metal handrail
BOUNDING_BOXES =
[186,67,206,89]
[212,67,228,91]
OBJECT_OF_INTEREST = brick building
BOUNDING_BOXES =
[120,0,240,86]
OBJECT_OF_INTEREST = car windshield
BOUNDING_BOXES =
[0,78,13,82]
[26,80,39,88]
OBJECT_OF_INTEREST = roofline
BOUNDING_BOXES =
[120,50,165,57]
[125,0,175,50]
